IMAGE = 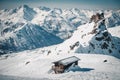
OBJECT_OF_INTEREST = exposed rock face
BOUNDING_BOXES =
[90,13,104,23]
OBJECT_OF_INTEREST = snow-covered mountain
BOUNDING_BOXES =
[0,5,36,23]
[105,10,120,27]
[0,23,63,54]
[0,5,120,54]
[55,19,120,58]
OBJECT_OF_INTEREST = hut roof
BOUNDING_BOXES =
[53,56,80,66]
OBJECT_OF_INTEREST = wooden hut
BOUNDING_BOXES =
[52,56,80,74]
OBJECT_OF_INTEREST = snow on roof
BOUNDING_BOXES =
[53,56,80,66]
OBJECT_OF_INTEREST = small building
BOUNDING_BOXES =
[52,56,80,74]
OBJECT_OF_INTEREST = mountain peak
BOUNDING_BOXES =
[17,5,36,21]
[38,6,51,11]
[19,5,30,9]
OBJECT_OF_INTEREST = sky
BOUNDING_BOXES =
[0,0,120,10]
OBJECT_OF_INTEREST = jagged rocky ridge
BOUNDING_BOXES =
[56,19,120,58]
[76,21,120,58]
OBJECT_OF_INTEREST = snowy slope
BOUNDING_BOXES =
[108,26,120,38]
[56,20,120,58]
[0,50,120,80]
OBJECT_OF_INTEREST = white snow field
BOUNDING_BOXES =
[108,26,120,38]
[0,50,120,80]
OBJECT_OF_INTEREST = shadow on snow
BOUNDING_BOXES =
[68,66,94,72]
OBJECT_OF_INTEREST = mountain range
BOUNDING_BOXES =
[0,5,120,57]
